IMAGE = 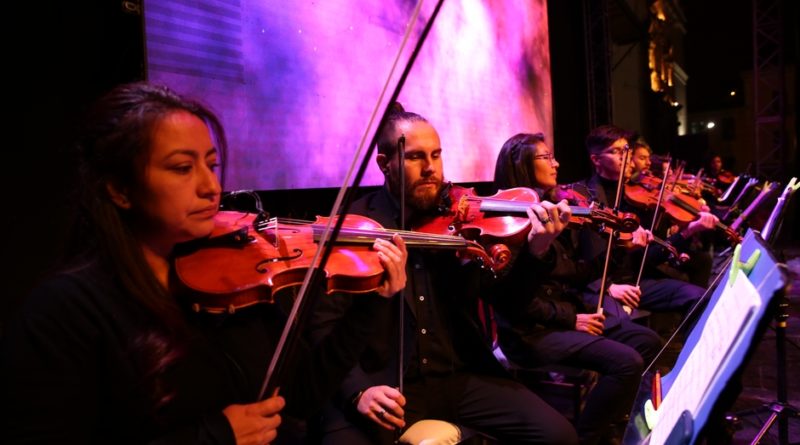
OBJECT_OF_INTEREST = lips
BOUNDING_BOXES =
[191,206,218,217]
[414,179,441,187]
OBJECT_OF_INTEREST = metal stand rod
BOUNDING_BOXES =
[747,294,799,445]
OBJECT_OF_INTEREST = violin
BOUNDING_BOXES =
[175,210,496,314]
[545,186,629,230]
[413,184,640,269]
[716,170,736,185]
[624,175,741,243]
[667,173,718,199]
[614,230,689,263]
[553,185,685,258]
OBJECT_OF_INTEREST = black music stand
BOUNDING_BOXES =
[733,202,800,444]
[735,287,799,445]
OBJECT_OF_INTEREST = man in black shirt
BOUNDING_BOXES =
[309,105,579,444]
[570,125,714,329]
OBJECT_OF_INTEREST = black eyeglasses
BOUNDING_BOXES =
[600,144,630,157]
[533,153,557,163]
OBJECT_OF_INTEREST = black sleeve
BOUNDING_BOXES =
[0,278,105,444]
[284,292,392,417]
[0,276,238,445]
[490,240,577,330]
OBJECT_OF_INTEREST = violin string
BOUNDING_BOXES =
[472,196,596,219]
[635,166,672,287]
[254,217,472,245]
[667,193,734,234]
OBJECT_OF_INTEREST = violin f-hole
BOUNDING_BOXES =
[255,249,303,273]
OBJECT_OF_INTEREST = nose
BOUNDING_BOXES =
[199,164,222,199]
[421,156,436,177]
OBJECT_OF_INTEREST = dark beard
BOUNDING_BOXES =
[405,179,443,211]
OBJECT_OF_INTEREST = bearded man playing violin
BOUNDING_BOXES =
[308,104,579,445]
[493,132,662,445]
[569,125,717,330]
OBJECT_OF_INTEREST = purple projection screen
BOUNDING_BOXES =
[145,0,552,191]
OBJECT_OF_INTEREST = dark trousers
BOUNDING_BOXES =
[320,372,578,445]
[638,277,705,315]
[510,323,661,445]
[584,277,706,338]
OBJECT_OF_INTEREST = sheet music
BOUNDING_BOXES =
[650,268,761,445]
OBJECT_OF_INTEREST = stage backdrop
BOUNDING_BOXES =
[145,0,552,190]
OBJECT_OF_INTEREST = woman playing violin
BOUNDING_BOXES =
[493,132,662,445]
[0,82,407,444]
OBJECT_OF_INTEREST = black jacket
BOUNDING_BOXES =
[0,258,387,444]
[308,186,509,433]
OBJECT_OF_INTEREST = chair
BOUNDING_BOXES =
[479,300,597,423]
[492,344,597,422]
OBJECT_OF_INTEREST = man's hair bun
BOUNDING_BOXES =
[388,101,406,115]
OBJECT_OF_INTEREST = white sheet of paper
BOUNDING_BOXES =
[649,268,761,445]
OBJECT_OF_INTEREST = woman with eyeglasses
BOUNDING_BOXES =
[491,132,662,445]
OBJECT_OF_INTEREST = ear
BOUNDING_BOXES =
[376,154,390,175]
[106,182,132,210]
[589,154,601,170]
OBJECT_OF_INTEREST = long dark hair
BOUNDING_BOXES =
[494,132,546,192]
[71,82,227,411]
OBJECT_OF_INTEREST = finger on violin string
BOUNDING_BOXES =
[534,204,553,225]
[390,232,408,252]
[547,205,560,226]
[555,200,572,220]
[525,206,545,229]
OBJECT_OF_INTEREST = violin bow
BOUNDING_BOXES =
[397,134,406,397]
[634,163,671,287]
[595,145,632,314]
[258,0,445,400]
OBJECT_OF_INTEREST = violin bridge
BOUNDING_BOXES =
[455,195,470,225]
[262,217,280,248]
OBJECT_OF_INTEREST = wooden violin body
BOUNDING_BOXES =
[175,211,495,314]
[624,176,741,243]
[413,186,532,271]
[415,185,640,270]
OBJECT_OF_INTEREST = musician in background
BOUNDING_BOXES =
[630,138,653,180]
[628,138,714,287]
[493,132,662,445]
[569,125,716,325]
[0,82,405,444]
[706,154,726,181]
[704,153,737,191]
[309,105,578,444]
